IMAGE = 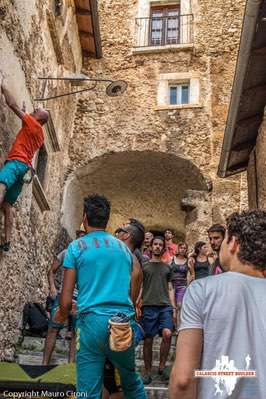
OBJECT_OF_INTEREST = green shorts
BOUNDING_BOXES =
[0,160,29,205]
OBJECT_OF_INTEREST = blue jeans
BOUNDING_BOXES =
[76,313,146,399]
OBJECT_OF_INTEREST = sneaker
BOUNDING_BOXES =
[161,366,172,381]
[0,242,10,252]
[65,331,73,341]
[142,374,152,385]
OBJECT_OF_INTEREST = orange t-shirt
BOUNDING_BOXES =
[7,113,44,166]
[161,242,177,264]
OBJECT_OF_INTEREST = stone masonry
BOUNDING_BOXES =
[0,0,247,359]
[63,0,246,242]
[0,0,82,360]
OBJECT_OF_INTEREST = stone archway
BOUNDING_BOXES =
[62,151,210,243]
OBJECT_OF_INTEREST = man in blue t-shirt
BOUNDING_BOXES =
[53,194,146,399]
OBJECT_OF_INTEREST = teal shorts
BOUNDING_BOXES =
[0,160,29,205]
[48,295,65,330]
[49,295,77,331]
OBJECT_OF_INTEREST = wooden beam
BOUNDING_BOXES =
[252,46,266,55]
[76,7,91,16]
[79,30,94,38]
[82,49,95,57]
[237,113,263,127]
[89,0,102,58]
[231,139,256,151]
[227,161,248,173]
[243,83,266,94]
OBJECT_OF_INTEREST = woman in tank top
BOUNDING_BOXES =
[171,242,189,326]
[188,241,210,280]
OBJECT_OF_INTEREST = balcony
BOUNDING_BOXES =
[134,14,193,52]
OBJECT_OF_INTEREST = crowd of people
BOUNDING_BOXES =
[43,210,226,385]
[42,194,266,399]
[134,224,225,385]
[0,77,265,399]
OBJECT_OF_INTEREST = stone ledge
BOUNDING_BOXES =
[154,104,203,111]
[132,43,194,55]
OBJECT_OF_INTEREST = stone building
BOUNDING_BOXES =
[0,0,247,359]
[63,0,247,241]
[0,0,101,359]
[218,0,266,210]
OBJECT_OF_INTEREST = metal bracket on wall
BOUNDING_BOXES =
[34,77,128,101]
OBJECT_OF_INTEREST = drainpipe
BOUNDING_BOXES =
[217,0,262,178]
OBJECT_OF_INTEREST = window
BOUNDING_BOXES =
[35,145,48,188]
[157,73,200,109]
[150,5,180,46]
[32,111,60,212]
[53,0,62,16]
[169,83,190,105]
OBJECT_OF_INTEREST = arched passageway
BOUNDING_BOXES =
[62,151,209,240]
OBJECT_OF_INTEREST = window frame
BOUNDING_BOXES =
[35,144,49,189]
[168,81,190,105]
[32,110,60,212]
[149,4,180,46]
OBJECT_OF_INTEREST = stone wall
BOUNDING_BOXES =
[248,108,266,209]
[0,0,248,358]
[0,0,82,359]
[64,0,246,242]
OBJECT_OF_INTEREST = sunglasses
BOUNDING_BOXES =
[115,227,128,234]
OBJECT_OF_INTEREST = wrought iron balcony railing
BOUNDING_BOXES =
[135,14,193,48]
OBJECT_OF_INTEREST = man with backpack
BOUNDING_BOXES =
[22,302,48,338]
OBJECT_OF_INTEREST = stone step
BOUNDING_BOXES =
[138,339,177,350]
[135,347,175,362]
[16,352,67,366]
[16,334,173,396]
[18,337,176,353]
[145,386,168,399]
[18,337,176,359]
[16,336,71,356]
[16,354,172,370]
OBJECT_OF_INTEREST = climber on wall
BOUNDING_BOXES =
[0,72,49,252]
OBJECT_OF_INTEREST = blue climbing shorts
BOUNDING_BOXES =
[0,160,29,205]
[140,305,173,337]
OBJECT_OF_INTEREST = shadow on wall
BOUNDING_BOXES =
[61,150,210,238]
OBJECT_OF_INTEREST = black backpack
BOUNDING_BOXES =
[22,303,48,338]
